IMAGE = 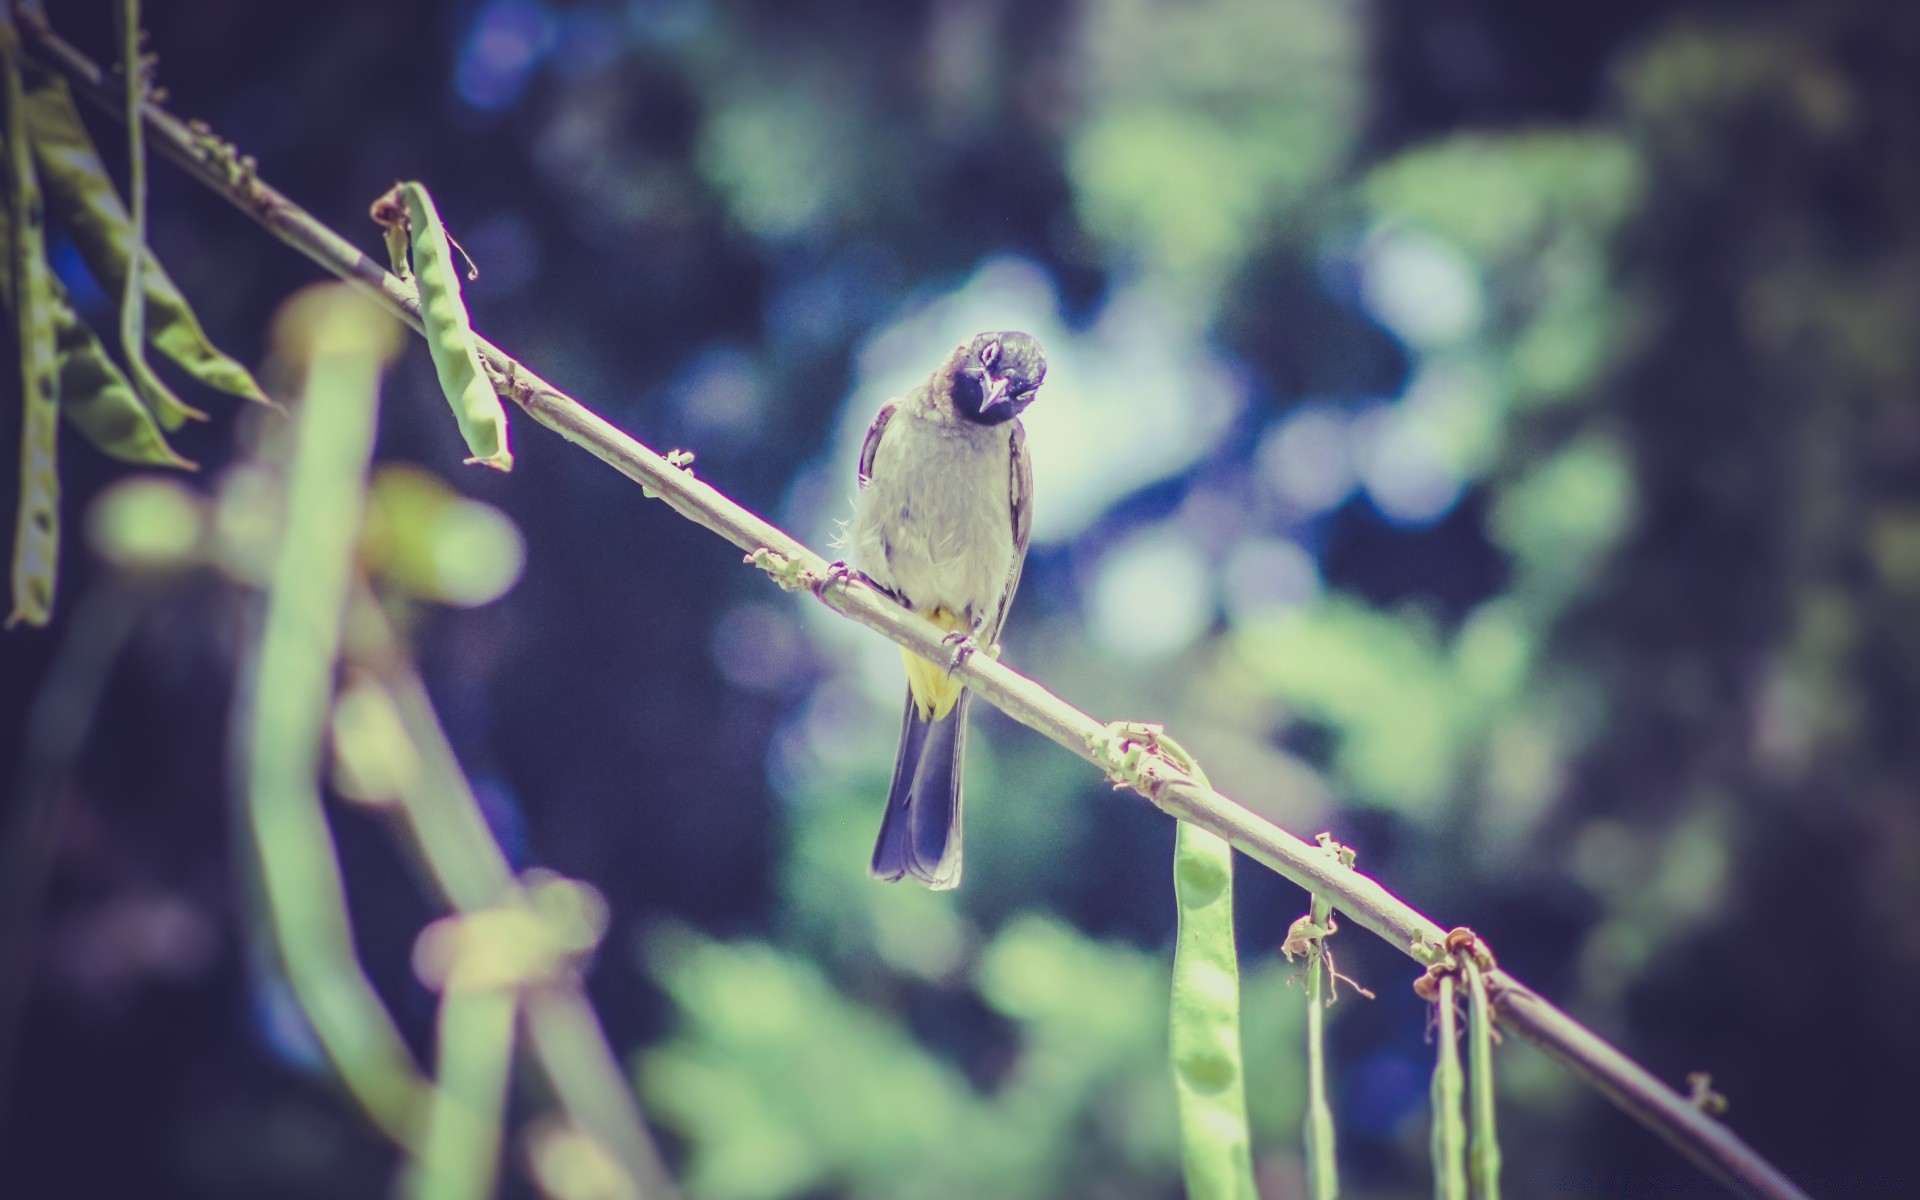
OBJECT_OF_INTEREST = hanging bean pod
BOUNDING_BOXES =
[24,48,267,423]
[398,182,512,471]
[50,277,193,468]
[3,15,61,627]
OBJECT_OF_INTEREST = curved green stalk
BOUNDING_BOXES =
[407,984,516,1200]
[243,286,423,1140]
[114,0,205,430]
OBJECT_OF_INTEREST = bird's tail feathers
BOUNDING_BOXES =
[870,689,967,890]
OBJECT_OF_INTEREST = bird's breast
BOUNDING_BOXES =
[851,413,1016,623]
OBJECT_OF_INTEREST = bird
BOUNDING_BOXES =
[847,330,1046,889]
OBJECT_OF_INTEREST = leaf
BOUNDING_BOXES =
[3,15,61,628]
[21,57,268,420]
[1169,819,1258,1200]
[398,182,512,471]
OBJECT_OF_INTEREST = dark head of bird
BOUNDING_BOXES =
[950,330,1046,426]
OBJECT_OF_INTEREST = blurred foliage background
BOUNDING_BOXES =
[3,0,1918,1195]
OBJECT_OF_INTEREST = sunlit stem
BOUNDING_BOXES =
[1303,893,1339,1200]
[407,983,516,1200]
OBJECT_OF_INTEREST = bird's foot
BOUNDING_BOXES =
[942,630,980,675]
[812,560,881,598]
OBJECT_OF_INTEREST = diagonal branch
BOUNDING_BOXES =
[18,17,1810,1200]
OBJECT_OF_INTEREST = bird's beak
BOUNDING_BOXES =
[980,375,1012,411]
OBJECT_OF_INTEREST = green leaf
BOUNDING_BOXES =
[398,182,512,471]
[3,15,61,628]
[1169,818,1257,1200]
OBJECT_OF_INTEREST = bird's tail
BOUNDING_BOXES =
[870,688,967,890]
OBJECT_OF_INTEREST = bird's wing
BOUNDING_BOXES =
[857,399,898,488]
[983,420,1034,647]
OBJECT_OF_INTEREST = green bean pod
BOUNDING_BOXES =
[1170,817,1258,1200]
[1464,963,1502,1199]
[399,182,511,471]
[51,277,193,468]
[0,142,194,471]
[1302,895,1339,1200]
[4,16,61,627]
[246,282,424,1139]
[21,59,268,422]
[405,976,515,1200]
[1430,973,1468,1200]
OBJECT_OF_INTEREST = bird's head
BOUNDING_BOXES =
[951,330,1046,426]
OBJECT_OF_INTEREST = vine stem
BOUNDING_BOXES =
[16,18,1810,1200]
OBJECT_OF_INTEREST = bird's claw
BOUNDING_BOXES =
[812,560,858,596]
[942,630,979,675]
[813,560,895,601]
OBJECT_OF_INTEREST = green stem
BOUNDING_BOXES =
[1303,894,1338,1200]
[346,592,681,1199]
[110,0,198,430]
[1431,974,1467,1200]
[242,292,425,1141]
[1464,961,1502,1198]
[407,985,516,1200]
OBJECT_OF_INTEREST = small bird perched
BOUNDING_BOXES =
[849,330,1046,889]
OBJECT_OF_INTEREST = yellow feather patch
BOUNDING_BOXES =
[902,606,968,720]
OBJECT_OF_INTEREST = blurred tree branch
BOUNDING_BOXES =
[15,14,1810,1200]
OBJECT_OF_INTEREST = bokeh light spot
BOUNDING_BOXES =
[1087,530,1214,660]
[456,0,557,112]
[1257,402,1354,516]
[1359,227,1483,348]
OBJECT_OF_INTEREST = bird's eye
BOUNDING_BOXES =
[979,340,1000,369]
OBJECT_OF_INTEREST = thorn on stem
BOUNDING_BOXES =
[1687,1072,1729,1116]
